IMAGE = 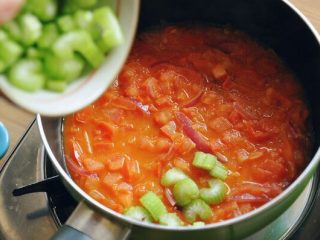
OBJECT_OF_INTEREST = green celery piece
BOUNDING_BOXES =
[46,80,67,92]
[159,213,184,226]
[192,152,217,171]
[0,40,23,73]
[37,23,59,49]
[8,59,45,92]
[92,7,123,52]
[161,168,188,187]
[124,206,153,223]
[25,0,57,21]
[0,30,8,41]
[140,191,167,222]
[210,163,228,181]
[57,15,76,33]
[71,0,97,8]
[63,0,97,13]
[193,221,205,227]
[26,47,44,59]
[44,54,85,82]
[183,199,213,223]
[53,30,104,68]
[19,13,42,46]
[74,10,93,29]
[73,9,98,38]
[200,179,228,205]
[0,62,5,72]
[2,21,21,42]
[173,178,199,207]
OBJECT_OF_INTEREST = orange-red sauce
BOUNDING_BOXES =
[64,26,312,223]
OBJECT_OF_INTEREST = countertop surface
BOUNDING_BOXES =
[0,0,319,165]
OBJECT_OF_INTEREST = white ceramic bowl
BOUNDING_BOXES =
[0,0,140,116]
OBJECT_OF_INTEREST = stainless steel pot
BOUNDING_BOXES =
[38,0,320,239]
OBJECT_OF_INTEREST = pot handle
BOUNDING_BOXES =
[50,201,132,240]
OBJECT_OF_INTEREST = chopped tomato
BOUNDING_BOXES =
[106,153,126,171]
[94,121,117,138]
[83,158,105,172]
[124,158,140,181]
[103,173,123,187]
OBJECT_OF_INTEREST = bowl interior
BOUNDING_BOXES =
[0,0,140,116]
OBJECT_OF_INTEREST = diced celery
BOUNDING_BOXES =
[193,152,217,171]
[2,21,21,42]
[92,7,123,52]
[19,13,42,46]
[57,15,76,33]
[0,62,5,72]
[193,221,205,227]
[37,23,59,49]
[26,47,44,59]
[25,0,57,21]
[140,192,167,221]
[0,40,23,73]
[210,163,228,181]
[72,0,97,8]
[73,10,98,38]
[159,213,184,226]
[63,0,97,13]
[53,30,104,68]
[161,168,188,187]
[8,59,45,92]
[46,80,67,92]
[0,30,8,41]
[44,54,85,82]
[124,206,153,223]
[183,199,213,223]
[200,179,228,205]
[173,178,199,206]
[74,10,93,30]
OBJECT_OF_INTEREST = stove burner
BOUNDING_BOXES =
[10,153,78,227]
[44,153,77,226]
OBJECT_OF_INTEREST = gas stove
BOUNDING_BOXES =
[0,119,319,240]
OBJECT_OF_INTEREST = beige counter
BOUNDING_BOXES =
[0,0,319,166]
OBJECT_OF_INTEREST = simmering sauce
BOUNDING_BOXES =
[64,26,312,224]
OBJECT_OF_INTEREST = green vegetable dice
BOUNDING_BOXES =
[53,30,104,68]
[44,54,85,82]
[19,13,42,46]
[2,21,21,42]
[25,0,57,21]
[8,59,45,92]
[37,23,59,49]
[0,39,23,73]
[92,7,123,52]
[57,15,76,33]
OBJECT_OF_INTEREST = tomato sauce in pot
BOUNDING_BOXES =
[64,26,312,224]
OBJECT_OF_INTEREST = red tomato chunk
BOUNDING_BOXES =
[64,25,312,223]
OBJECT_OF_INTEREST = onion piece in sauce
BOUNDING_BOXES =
[175,111,211,153]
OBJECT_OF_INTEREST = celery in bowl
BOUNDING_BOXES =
[0,0,140,116]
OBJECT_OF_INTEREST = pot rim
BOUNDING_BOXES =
[37,0,320,232]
